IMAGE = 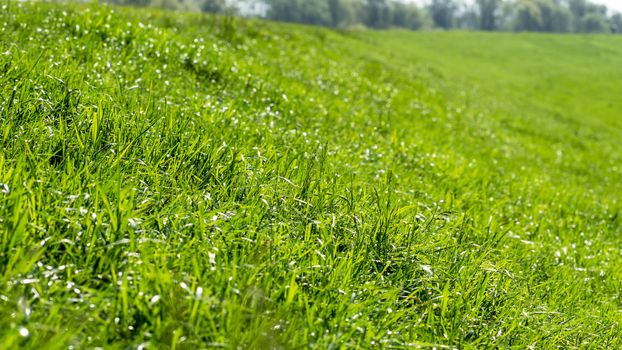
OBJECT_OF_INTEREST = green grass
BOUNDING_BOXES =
[1,2,621,349]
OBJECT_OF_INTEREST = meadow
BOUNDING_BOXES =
[1,2,621,348]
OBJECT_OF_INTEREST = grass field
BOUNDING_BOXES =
[1,2,621,348]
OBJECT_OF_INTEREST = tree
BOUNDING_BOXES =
[266,0,332,26]
[456,4,479,30]
[497,0,517,30]
[201,0,226,13]
[392,1,430,29]
[327,0,357,27]
[515,0,543,31]
[364,0,391,28]
[428,0,458,29]
[536,0,556,31]
[477,0,502,31]
[611,13,622,33]
[567,0,587,31]
[586,3,607,17]
[581,12,610,33]
[300,0,332,25]
[533,0,572,32]
[549,3,573,32]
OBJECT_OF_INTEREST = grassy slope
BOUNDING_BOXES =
[1,3,621,349]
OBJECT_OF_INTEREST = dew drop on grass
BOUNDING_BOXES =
[19,327,29,337]
[0,183,9,195]
[20,278,39,285]
[128,218,139,229]
[18,297,31,319]
[208,252,216,271]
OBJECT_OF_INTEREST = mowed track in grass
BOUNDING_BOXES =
[1,3,621,348]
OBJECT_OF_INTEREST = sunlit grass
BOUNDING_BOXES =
[1,2,621,349]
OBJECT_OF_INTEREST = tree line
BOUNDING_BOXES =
[106,0,622,33]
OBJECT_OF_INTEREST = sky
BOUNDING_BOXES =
[408,0,622,14]
[595,0,622,13]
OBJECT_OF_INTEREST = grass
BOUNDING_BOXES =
[1,2,621,348]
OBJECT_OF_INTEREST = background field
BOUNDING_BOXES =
[1,3,621,348]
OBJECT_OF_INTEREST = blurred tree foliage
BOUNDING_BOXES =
[611,13,622,32]
[477,0,502,30]
[428,0,458,29]
[104,0,621,34]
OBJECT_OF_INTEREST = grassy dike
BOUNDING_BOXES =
[1,2,621,348]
